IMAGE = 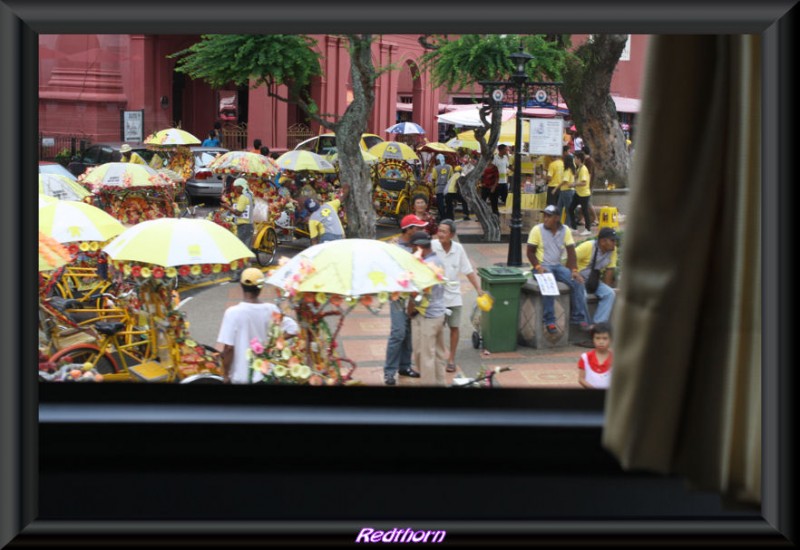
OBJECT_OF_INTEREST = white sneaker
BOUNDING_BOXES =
[579,230,592,236]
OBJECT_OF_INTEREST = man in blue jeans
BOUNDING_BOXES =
[575,227,619,326]
[383,214,429,385]
[525,204,590,334]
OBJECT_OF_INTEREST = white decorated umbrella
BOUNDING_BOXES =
[79,162,175,191]
[266,238,442,298]
[386,121,426,135]
[39,174,91,201]
[39,199,125,244]
[326,149,380,166]
[274,150,336,173]
[208,151,278,181]
[39,193,59,208]
[144,127,201,147]
[103,218,254,267]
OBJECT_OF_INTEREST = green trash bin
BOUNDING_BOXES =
[477,266,529,352]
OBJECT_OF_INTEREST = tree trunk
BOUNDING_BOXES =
[561,34,630,188]
[334,35,377,239]
[463,103,504,242]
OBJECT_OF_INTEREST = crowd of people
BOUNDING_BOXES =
[186,132,618,389]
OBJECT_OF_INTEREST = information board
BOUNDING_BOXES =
[529,118,564,156]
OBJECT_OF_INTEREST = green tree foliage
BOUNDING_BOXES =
[169,34,379,239]
[170,35,322,106]
[421,34,569,93]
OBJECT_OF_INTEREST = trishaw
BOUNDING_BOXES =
[44,217,252,383]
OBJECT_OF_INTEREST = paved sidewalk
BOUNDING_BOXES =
[181,214,618,389]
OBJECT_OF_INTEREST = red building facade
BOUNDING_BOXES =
[38,34,648,152]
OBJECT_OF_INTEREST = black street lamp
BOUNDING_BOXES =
[479,47,562,267]
[506,48,534,267]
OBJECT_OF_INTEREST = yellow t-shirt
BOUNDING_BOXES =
[234,194,252,225]
[560,168,575,191]
[576,240,618,272]
[526,224,575,264]
[575,164,591,197]
[547,159,564,189]
[124,152,147,165]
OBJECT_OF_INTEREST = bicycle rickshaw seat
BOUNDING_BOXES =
[95,321,126,335]
[48,296,80,312]
[378,178,407,192]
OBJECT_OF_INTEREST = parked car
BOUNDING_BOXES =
[294,133,384,156]
[184,146,229,203]
[66,142,155,177]
[39,161,79,181]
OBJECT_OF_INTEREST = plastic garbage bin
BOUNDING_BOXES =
[477,266,529,352]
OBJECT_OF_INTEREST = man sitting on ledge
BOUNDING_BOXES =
[526,204,590,335]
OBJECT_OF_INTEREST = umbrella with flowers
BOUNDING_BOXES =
[78,162,179,224]
[102,218,255,380]
[258,238,445,385]
[39,173,92,201]
[144,128,202,181]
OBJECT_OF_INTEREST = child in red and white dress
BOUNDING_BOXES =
[578,322,613,389]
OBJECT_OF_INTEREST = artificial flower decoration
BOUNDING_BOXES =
[153,266,165,279]
[140,266,152,278]
[166,266,178,278]
[130,265,142,277]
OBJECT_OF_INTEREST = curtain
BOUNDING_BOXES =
[603,35,761,506]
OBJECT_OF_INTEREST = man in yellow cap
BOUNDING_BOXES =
[216,268,299,384]
[120,144,146,165]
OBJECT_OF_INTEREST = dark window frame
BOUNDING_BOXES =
[5,4,794,546]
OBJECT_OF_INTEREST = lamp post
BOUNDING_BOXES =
[479,47,561,266]
[506,48,533,267]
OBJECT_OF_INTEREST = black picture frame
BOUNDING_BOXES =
[4,2,795,546]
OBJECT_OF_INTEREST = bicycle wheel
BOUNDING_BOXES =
[49,344,119,375]
[254,227,278,267]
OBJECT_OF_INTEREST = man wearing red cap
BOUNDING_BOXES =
[382,214,428,385]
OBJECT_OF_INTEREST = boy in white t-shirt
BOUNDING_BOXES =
[578,322,613,389]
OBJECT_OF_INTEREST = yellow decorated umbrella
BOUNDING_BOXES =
[38,231,72,272]
[367,141,420,163]
[144,127,201,147]
[274,150,336,173]
[418,142,457,154]
[39,200,125,244]
[326,150,379,166]
[78,162,175,191]
[445,138,481,152]
[266,238,442,298]
[103,218,254,268]
[39,174,91,201]
[208,151,278,181]
[456,118,531,146]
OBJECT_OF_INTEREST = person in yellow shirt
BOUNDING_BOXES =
[570,151,593,235]
[556,154,576,228]
[545,145,568,207]
[120,144,146,165]
[305,196,345,245]
[575,227,618,325]
[222,178,255,250]
[526,204,590,334]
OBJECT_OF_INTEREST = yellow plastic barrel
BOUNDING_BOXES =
[598,206,619,230]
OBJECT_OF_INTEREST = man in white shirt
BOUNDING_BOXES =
[431,219,485,373]
[216,268,299,384]
[492,144,511,207]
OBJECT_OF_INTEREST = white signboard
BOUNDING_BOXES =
[121,110,144,143]
[529,118,564,156]
[41,137,55,147]
[534,273,560,296]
